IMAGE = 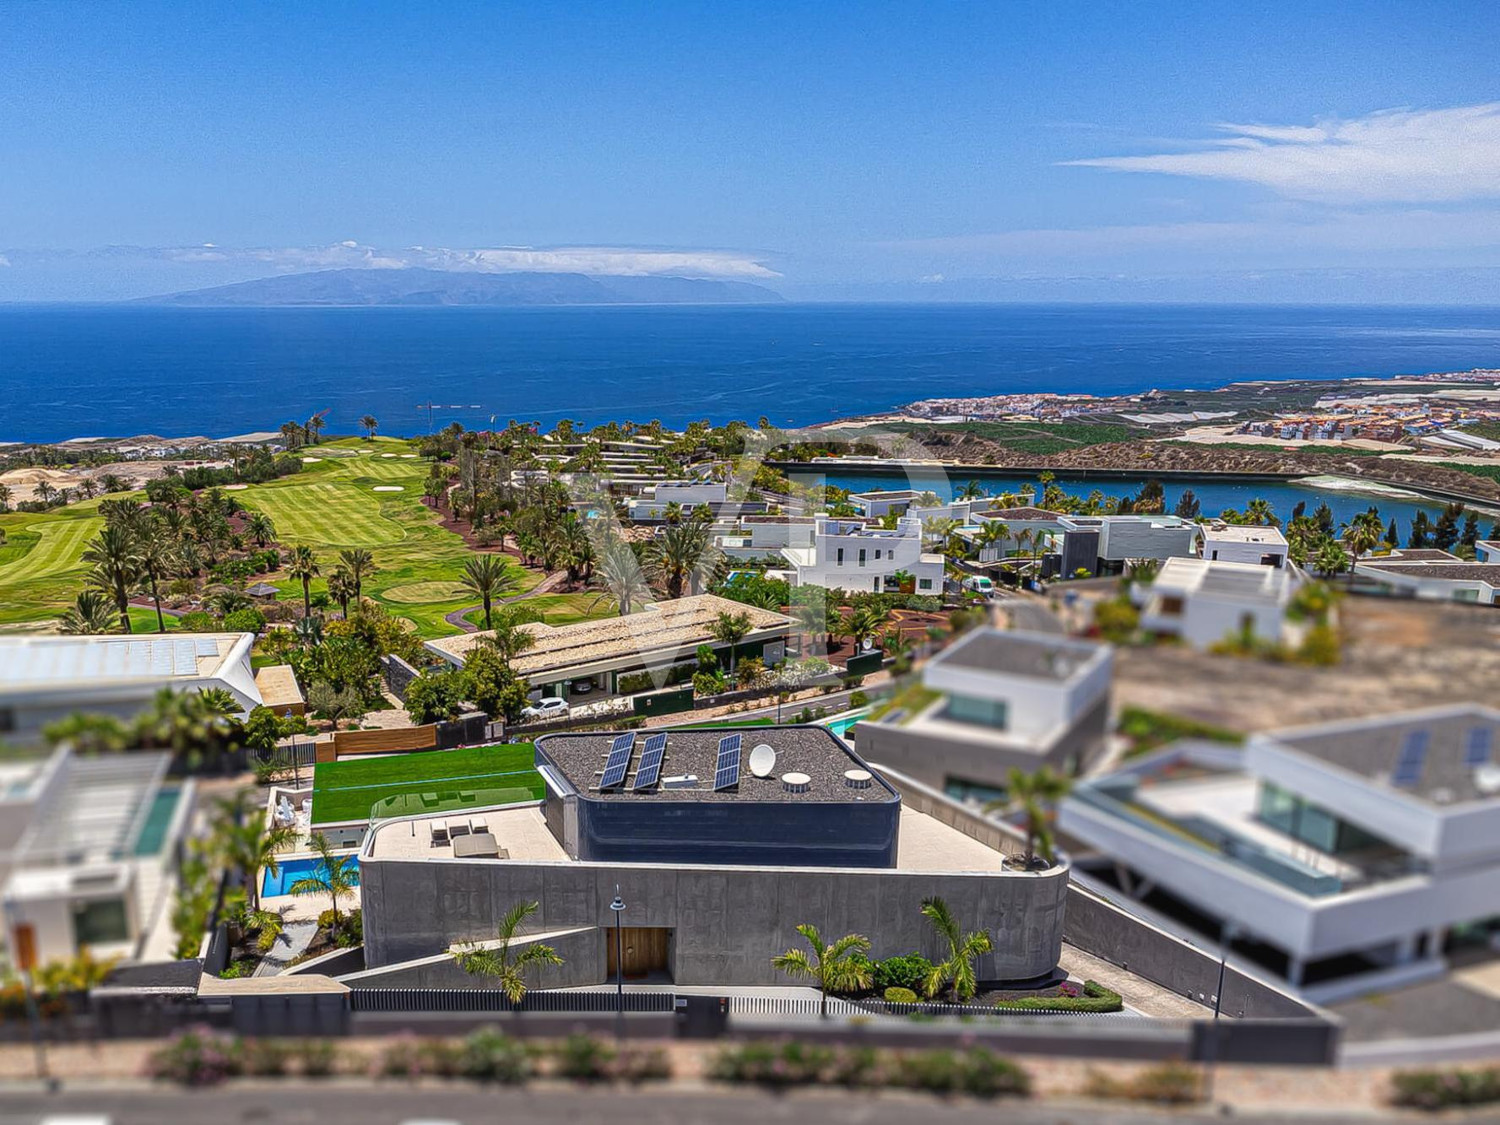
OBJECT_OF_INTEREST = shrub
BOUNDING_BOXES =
[375,1033,458,1080]
[238,1037,292,1077]
[884,987,918,1004]
[147,1027,241,1087]
[553,1033,614,1082]
[1390,1066,1500,1111]
[848,690,868,707]
[994,980,1122,1013]
[300,1040,339,1078]
[457,1028,531,1084]
[218,958,256,980]
[1297,622,1341,666]
[874,952,934,993]
[830,1045,883,1089]
[710,1040,832,1087]
[891,1048,1030,1098]
[223,607,267,634]
[179,611,215,631]
[612,1045,672,1085]
[1087,1062,1203,1105]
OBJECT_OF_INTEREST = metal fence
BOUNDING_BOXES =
[725,995,1137,1021]
[348,988,677,1014]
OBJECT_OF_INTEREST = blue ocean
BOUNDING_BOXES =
[2,303,1500,444]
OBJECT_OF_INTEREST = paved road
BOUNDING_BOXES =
[0,1086,1368,1125]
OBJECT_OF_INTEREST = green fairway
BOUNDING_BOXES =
[0,502,106,626]
[243,478,416,547]
[311,743,544,824]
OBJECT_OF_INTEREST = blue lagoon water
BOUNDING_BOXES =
[3,303,1500,443]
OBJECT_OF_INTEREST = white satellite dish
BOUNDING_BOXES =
[1475,765,1500,796]
[861,637,874,651]
[749,743,777,778]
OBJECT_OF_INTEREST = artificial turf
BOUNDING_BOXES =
[311,742,544,824]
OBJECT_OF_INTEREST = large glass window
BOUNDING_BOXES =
[1257,783,1392,855]
[73,898,129,948]
[947,694,1008,730]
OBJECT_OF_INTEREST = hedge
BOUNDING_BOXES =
[1390,1066,1500,1111]
[993,980,1122,1013]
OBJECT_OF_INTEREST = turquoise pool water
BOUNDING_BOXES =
[132,787,181,856]
[824,713,866,738]
[262,855,361,898]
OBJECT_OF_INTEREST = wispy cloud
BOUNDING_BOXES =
[0,254,10,267]
[148,241,780,278]
[1064,103,1500,203]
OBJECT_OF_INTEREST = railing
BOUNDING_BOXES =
[726,995,1134,1021]
[348,988,676,1014]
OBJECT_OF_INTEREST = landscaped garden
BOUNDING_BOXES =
[310,743,545,824]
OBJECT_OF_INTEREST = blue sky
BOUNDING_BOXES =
[4,1,1500,300]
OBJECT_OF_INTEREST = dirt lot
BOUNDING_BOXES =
[1112,596,1500,732]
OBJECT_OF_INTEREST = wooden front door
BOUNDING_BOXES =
[606,926,671,980]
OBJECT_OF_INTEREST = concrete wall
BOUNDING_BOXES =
[360,855,1069,986]
[342,928,603,990]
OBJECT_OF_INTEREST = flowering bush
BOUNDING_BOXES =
[146,1027,240,1087]
[1391,1066,1500,1111]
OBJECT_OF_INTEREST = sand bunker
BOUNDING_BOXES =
[372,485,405,492]
[222,484,249,490]
[301,457,322,463]
[400,454,419,459]
[380,452,397,458]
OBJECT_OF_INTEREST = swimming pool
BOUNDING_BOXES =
[261,854,361,899]
[822,711,869,739]
[132,786,181,856]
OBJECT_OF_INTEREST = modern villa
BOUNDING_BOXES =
[855,627,1114,803]
[1134,556,1303,650]
[780,516,945,593]
[351,725,1069,988]
[1353,549,1500,605]
[1200,522,1289,567]
[1059,705,1500,997]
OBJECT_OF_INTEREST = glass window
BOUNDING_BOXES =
[836,548,844,566]
[918,578,933,590]
[858,548,866,566]
[73,898,129,948]
[947,694,1008,729]
[944,776,1008,805]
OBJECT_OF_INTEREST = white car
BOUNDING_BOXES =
[522,697,569,720]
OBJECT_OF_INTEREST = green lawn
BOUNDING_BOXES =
[672,717,777,729]
[0,501,106,625]
[311,742,544,824]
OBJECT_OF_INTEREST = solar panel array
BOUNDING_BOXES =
[713,733,742,791]
[1392,729,1430,787]
[0,636,222,683]
[632,732,668,790]
[1466,726,1495,769]
[598,732,636,789]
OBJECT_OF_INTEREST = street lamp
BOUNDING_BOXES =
[610,885,626,1039]
[1202,921,1239,1106]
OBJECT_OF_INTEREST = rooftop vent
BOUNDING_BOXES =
[844,769,873,790]
[662,774,699,790]
[1475,765,1500,797]
[781,772,811,794]
[749,744,777,778]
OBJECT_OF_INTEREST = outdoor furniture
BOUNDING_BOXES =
[430,822,450,847]
[448,821,471,838]
[469,818,488,834]
[452,832,500,859]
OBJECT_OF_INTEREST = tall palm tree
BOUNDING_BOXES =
[58,590,121,634]
[326,566,356,618]
[82,525,140,634]
[651,520,719,598]
[1245,498,1280,528]
[359,414,379,439]
[591,538,650,615]
[848,604,888,651]
[710,610,753,674]
[246,511,276,548]
[452,900,564,1003]
[1342,509,1384,562]
[287,832,359,935]
[957,480,983,500]
[0,483,11,511]
[476,609,538,662]
[338,547,375,602]
[984,766,1071,867]
[461,553,518,631]
[134,529,176,634]
[919,896,993,1003]
[771,923,873,1018]
[212,794,299,915]
[975,520,1009,559]
[288,545,320,617]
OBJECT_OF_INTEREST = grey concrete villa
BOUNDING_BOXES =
[351,725,1069,989]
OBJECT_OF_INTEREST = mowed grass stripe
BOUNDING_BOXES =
[311,744,542,823]
[246,481,404,546]
[0,514,101,585]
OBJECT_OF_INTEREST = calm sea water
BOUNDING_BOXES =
[3,303,1500,444]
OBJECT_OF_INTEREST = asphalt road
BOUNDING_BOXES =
[0,1085,1368,1125]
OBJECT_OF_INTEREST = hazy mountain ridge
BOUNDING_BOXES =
[138,267,783,306]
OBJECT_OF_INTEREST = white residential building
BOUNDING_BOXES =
[857,627,1114,802]
[1060,706,1500,996]
[1200,522,1289,568]
[1057,514,1200,576]
[1478,540,1500,564]
[1134,556,1302,650]
[715,515,817,559]
[781,516,945,594]
[625,480,728,519]
[848,489,926,518]
[1353,549,1500,605]
[0,633,263,744]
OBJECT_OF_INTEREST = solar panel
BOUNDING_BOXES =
[598,732,636,789]
[1466,726,1494,769]
[194,636,220,657]
[173,639,197,675]
[150,643,174,675]
[632,732,668,790]
[713,733,742,791]
[1393,729,1430,787]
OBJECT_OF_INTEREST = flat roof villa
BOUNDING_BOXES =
[353,724,1068,988]
[856,627,1113,804]
[1200,523,1289,567]
[0,633,280,743]
[1353,549,1500,605]
[1060,705,1500,997]
[1135,556,1302,650]
[426,594,794,698]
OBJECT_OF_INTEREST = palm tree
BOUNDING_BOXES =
[919,896,993,1003]
[304,411,328,445]
[82,525,140,634]
[1245,498,1280,528]
[58,590,121,634]
[279,421,305,450]
[710,610,753,674]
[327,566,356,618]
[0,483,10,511]
[338,547,375,602]
[1342,509,1384,562]
[451,900,564,1002]
[984,766,1071,867]
[848,604,888,651]
[975,520,1009,559]
[957,480,983,500]
[591,537,651,615]
[476,609,538,662]
[134,530,176,634]
[35,479,57,507]
[771,923,873,1018]
[246,511,276,548]
[288,545,320,617]
[651,520,719,598]
[287,832,359,936]
[1314,538,1351,580]
[212,794,299,915]
[359,414,379,439]
[461,553,518,631]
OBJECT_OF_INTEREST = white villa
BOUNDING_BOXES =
[781,516,945,594]
[1200,522,1289,568]
[1134,556,1302,650]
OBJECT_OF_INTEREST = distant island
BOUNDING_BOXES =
[137,267,784,307]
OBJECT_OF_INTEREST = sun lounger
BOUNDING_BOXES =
[430,822,450,847]
[448,821,471,839]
